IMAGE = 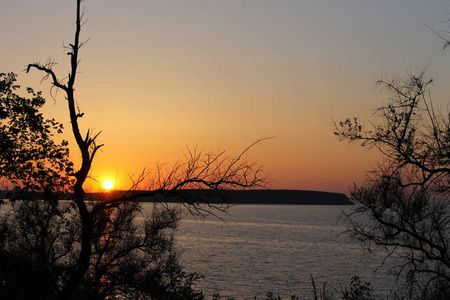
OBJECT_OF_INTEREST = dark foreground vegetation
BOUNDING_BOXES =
[333,57,450,300]
[0,0,267,298]
[212,276,384,300]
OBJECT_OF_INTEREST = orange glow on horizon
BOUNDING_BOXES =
[103,180,114,190]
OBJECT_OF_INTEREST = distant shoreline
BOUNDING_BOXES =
[203,189,353,205]
[0,189,353,205]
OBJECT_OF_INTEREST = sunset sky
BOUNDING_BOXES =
[2,0,450,193]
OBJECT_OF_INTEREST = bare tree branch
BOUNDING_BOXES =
[336,70,450,296]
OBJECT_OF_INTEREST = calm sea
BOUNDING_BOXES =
[160,204,396,299]
[1,201,394,298]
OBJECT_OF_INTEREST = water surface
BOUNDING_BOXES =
[166,204,394,299]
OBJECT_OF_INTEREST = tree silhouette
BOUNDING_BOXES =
[0,0,268,299]
[335,71,450,298]
[0,72,73,198]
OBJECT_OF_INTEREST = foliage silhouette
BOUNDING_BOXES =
[210,275,377,300]
[340,276,374,300]
[335,71,450,298]
[0,0,267,299]
[0,72,73,198]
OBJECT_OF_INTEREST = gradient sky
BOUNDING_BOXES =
[2,0,450,193]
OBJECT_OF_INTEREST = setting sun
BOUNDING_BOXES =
[103,180,114,190]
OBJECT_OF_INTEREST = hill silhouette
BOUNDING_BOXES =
[217,189,352,205]
[0,189,352,205]
[124,189,352,205]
